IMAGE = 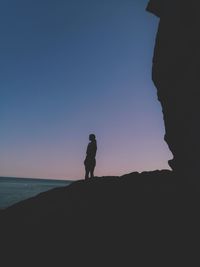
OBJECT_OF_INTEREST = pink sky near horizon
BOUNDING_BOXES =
[1,81,172,180]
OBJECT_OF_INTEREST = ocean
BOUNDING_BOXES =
[0,177,73,209]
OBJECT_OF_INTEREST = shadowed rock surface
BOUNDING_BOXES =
[147,0,200,174]
[1,171,200,265]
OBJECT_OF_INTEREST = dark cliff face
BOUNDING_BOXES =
[147,0,200,173]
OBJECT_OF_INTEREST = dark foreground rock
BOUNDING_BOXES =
[1,171,200,266]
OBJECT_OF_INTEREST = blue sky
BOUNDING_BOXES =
[0,0,172,179]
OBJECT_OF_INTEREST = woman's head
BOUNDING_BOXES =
[89,134,96,141]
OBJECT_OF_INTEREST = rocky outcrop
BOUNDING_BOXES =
[1,172,200,265]
[147,0,200,174]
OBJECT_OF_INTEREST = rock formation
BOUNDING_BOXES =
[147,0,200,175]
[0,172,199,265]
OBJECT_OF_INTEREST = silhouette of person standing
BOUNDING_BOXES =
[84,134,97,179]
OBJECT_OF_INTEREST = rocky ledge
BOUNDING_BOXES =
[1,170,199,265]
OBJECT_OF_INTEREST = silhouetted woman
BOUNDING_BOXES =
[84,134,97,179]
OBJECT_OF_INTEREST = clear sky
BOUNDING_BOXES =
[0,0,172,180]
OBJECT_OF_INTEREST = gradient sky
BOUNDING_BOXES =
[0,0,172,180]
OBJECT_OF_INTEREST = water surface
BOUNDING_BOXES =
[0,177,73,209]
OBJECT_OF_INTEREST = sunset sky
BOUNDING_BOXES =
[0,0,172,180]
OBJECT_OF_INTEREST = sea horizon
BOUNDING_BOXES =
[0,176,74,209]
[0,176,77,182]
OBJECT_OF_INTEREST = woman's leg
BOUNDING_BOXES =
[90,160,96,178]
[85,164,90,180]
